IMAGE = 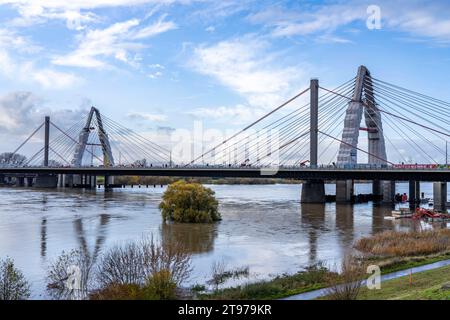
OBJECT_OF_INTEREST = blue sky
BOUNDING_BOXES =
[0,0,449,162]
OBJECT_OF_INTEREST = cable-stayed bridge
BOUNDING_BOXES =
[0,66,448,209]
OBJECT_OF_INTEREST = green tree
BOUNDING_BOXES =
[159,181,221,223]
[0,257,30,300]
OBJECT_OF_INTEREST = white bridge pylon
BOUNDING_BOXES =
[337,65,387,165]
[71,106,115,167]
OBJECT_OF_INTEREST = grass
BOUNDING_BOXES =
[355,229,450,257]
[355,265,450,300]
[199,229,450,300]
[199,264,334,300]
[372,252,450,275]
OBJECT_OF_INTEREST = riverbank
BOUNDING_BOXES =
[355,264,450,300]
[198,252,450,300]
[199,229,450,300]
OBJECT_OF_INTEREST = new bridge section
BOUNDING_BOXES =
[0,167,449,182]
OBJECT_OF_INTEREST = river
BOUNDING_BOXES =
[0,182,448,299]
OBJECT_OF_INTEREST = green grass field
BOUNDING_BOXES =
[356,265,450,300]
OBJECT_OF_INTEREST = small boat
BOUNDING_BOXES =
[390,208,413,219]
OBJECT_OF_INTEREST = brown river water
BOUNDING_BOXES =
[0,182,448,298]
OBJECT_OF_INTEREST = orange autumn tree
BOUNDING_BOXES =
[159,181,220,223]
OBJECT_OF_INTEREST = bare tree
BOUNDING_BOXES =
[47,249,93,300]
[0,153,27,166]
[96,236,192,288]
[0,257,30,300]
[326,254,365,300]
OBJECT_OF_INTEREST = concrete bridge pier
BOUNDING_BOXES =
[15,177,25,187]
[58,174,65,187]
[104,175,114,191]
[301,180,325,203]
[372,179,382,198]
[25,177,33,187]
[336,180,353,203]
[408,180,420,208]
[433,182,447,212]
[35,175,58,188]
[90,175,97,189]
[382,180,395,204]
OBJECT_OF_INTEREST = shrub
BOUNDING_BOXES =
[355,229,450,257]
[0,257,30,300]
[325,255,365,300]
[144,269,177,300]
[207,259,249,292]
[95,237,192,299]
[159,180,220,223]
[90,283,145,300]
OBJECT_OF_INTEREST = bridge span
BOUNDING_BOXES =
[0,166,448,182]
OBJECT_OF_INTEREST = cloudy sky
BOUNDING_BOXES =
[0,0,449,161]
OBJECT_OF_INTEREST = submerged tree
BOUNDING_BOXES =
[0,257,31,300]
[159,180,220,223]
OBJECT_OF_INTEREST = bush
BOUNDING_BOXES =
[97,237,192,289]
[159,181,220,223]
[355,229,450,257]
[325,255,365,300]
[0,257,30,300]
[90,283,145,300]
[144,269,177,300]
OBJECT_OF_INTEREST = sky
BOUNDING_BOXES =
[0,0,449,163]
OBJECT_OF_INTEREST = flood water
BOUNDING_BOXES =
[0,182,449,299]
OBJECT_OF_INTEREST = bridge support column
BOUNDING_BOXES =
[301,79,324,203]
[90,175,97,189]
[382,181,395,204]
[35,174,58,188]
[408,180,420,208]
[16,177,25,187]
[72,174,82,186]
[25,177,33,187]
[104,175,113,191]
[433,182,447,212]
[415,181,421,203]
[336,180,353,203]
[301,180,325,203]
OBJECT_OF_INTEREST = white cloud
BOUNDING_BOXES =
[131,14,177,39]
[187,34,311,126]
[0,28,41,53]
[0,49,81,89]
[0,91,85,136]
[1,0,193,29]
[191,35,304,99]
[127,112,168,122]
[189,34,308,123]
[247,1,450,45]
[382,2,450,44]
[247,3,365,38]
[52,16,176,69]
[187,105,261,124]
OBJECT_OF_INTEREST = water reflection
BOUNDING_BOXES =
[300,204,326,265]
[73,214,110,262]
[335,204,354,249]
[160,221,218,254]
[40,218,47,258]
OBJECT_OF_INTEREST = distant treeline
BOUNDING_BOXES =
[113,176,300,185]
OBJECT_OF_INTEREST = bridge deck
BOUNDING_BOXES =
[0,167,449,182]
